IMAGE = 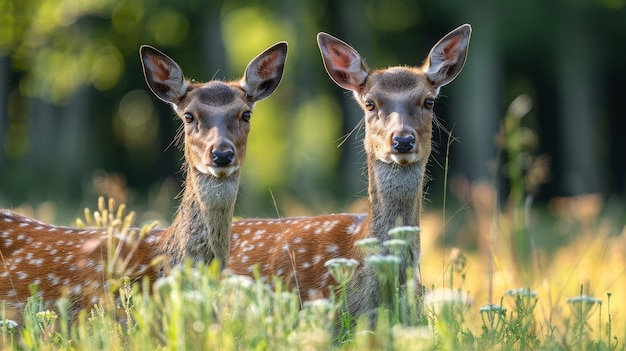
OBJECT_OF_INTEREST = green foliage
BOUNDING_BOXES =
[0,247,623,350]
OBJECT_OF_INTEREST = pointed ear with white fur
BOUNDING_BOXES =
[241,42,288,102]
[423,24,472,91]
[140,45,189,106]
[317,32,369,94]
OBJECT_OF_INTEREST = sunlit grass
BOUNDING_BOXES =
[2,201,624,350]
[2,96,626,349]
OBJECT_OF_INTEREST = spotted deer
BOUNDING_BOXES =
[0,42,288,323]
[229,25,471,322]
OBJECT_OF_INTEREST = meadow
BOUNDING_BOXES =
[2,97,625,350]
[2,193,624,350]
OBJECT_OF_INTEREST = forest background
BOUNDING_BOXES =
[0,0,625,241]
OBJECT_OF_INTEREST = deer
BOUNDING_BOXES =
[228,24,471,324]
[0,42,288,323]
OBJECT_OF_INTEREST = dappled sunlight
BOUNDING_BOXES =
[221,6,294,73]
[146,9,189,47]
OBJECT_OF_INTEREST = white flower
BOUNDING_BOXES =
[504,287,537,298]
[324,258,359,285]
[388,226,420,241]
[354,237,380,255]
[382,239,409,256]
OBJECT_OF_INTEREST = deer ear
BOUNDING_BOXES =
[140,45,188,106]
[241,42,288,102]
[317,32,369,94]
[423,24,471,90]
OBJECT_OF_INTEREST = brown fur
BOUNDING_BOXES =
[228,25,471,323]
[0,42,287,323]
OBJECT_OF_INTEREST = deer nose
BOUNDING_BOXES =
[211,149,234,167]
[392,135,415,153]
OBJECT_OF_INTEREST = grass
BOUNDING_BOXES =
[2,95,626,350]
[2,195,624,350]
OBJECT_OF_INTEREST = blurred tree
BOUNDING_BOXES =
[0,0,625,224]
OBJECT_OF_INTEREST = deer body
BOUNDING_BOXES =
[0,42,287,322]
[229,25,471,321]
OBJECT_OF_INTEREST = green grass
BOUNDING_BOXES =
[3,95,626,350]
[1,216,623,350]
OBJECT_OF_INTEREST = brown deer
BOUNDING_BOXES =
[228,25,471,323]
[0,42,288,323]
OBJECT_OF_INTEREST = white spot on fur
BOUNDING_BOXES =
[347,221,361,234]
[30,258,44,266]
[47,273,60,285]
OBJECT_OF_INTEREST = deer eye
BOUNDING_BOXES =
[364,100,376,111]
[242,111,251,122]
[183,112,194,123]
[424,98,435,110]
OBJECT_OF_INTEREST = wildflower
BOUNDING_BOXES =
[479,303,507,314]
[365,254,401,284]
[565,295,602,305]
[36,310,58,340]
[566,294,602,321]
[382,239,409,256]
[354,237,380,255]
[504,287,537,298]
[0,319,18,330]
[222,274,256,290]
[325,258,359,286]
[388,226,420,241]
[480,303,507,333]
[36,310,58,325]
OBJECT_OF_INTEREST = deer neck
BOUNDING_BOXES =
[363,154,424,257]
[159,162,240,269]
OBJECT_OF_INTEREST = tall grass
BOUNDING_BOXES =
[2,96,626,350]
